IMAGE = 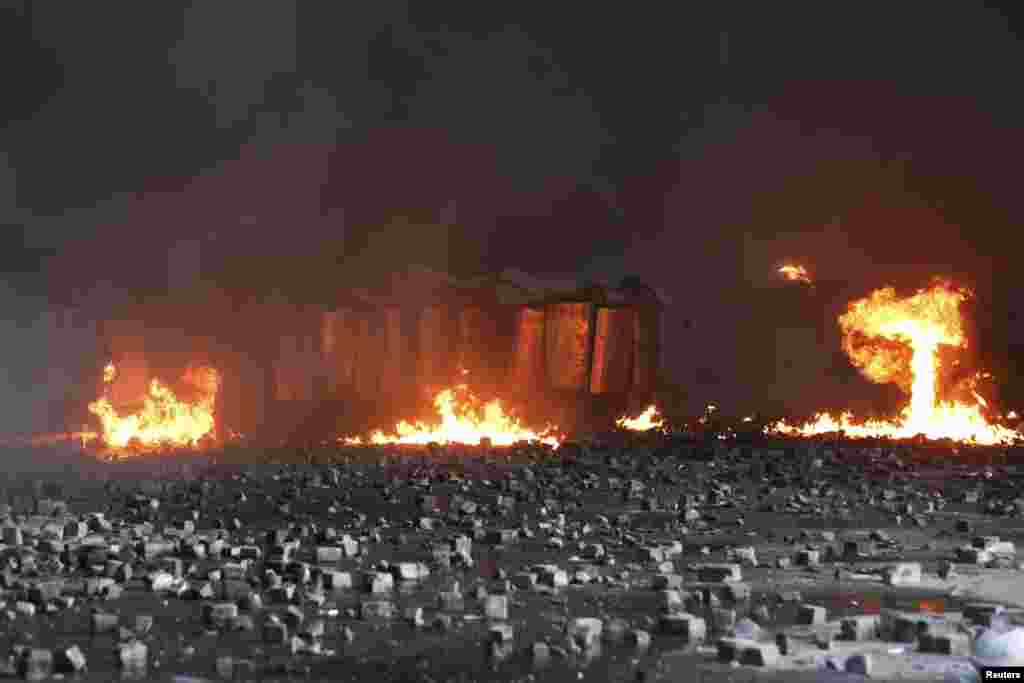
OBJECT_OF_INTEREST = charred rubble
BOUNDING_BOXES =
[0,434,1019,681]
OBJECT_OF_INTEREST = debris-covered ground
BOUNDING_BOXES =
[1,435,1023,682]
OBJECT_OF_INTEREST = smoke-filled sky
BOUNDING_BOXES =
[2,1,1024,429]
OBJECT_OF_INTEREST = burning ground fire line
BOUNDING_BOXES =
[43,276,1024,454]
[83,357,661,452]
[87,363,220,451]
[342,383,563,447]
[340,381,664,446]
[771,280,1023,445]
[616,405,665,432]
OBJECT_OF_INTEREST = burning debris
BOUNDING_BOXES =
[773,280,1021,444]
[778,264,813,285]
[343,382,562,447]
[616,405,665,432]
[87,362,220,451]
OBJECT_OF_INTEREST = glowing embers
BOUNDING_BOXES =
[617,405,665,431]
[778,264,813,285]
[344,383,561,447]
[88,362,219,452]
[772,281,1021,445]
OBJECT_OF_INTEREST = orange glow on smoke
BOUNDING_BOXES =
[88,362,219,451]
[617,405,665,431]
[772,281,1021,444]
[343,383,561,447]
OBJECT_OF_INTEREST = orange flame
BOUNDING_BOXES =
[617,405,665,431]
[773,281,1021,444]
[343,384,561,447]
[88,363,219,451]
[779,264,813,284]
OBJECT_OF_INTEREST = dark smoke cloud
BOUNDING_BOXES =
[1,2,1023,431]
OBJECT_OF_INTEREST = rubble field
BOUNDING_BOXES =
[0,436,1023,682]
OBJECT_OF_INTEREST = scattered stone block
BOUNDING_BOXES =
[721,582,750,602]
[54,645,86,674]
[640,546,665,563]
[797,604,827,626]
[204,602,239,629]
[628,630,652,649]
[484,594,509,620]
[603,618,629,644]
[359,600,394,620]
[117,641,147,677]
[262,618,289,644]
[795,549,821,566]
[283,605,305,629]
[315,546,343,563]
[3,526,22,547]
[716,637,753,663]
[267,584,295,603]
[841,615,879,641]
[973,535,1001,550]
[91,610,119,635]
[964,603,1006,627]
[489,622,514,644]
[957,546,992,565]
[920,631,971,656]
[536,565,568,588]
[710,607,736,632]
[530,641,550,667]
[696,563,742,583]
[438,591,464,611]
[365,572,394,594]
[393,562,428,581]
[658,589,683,612]
[567,618,603,649]
[20,649,52,681]
[884,562,922,586]
[148,571,176,592]
[134,615,153,636]
[739,641,780,667]
[889,614,924,643]
[843,539,874,559]
[731,546,757,566]
[659,612,706,641]
[652,573,683,590]
[320,569,352,591]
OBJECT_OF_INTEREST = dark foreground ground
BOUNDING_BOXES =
[0,435,1019,682]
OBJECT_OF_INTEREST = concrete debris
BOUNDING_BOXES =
[0,438,1022,680]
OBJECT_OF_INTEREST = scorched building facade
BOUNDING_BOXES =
[98,267,664,443]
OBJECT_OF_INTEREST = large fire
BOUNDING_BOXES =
[344,384,561,447]
[88,363,220,450]
[773,281,1021,444]
[617,405,665,431]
